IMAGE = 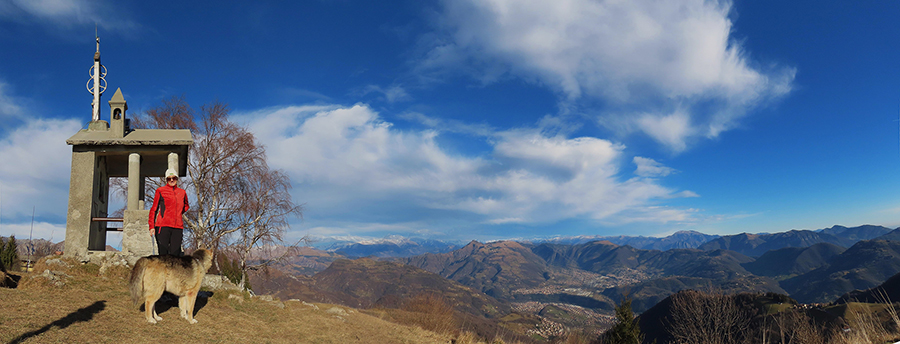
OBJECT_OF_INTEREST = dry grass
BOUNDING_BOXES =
[363,292,531,344]
[830,302,900,344]
[0,256,454,344]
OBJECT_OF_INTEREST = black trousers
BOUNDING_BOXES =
[156,226,183,256]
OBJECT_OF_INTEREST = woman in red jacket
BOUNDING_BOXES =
[148,168,190,256]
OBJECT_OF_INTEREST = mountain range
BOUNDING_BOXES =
[246,224,900,340]
[307,225,893,260]
[529,230,721,250]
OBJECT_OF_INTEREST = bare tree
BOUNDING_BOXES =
[225,165,304,289]
[666,290,752,344]
[182,101,274,251]
[131,96,303,285]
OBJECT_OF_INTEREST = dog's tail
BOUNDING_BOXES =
[129,258,148,309]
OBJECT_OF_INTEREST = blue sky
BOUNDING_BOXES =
[1,0,899,244]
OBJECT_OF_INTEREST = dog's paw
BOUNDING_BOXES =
[148,318,158,324]
[154,314,163,321]
[188,319,198,324]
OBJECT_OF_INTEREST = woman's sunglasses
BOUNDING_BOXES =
[166,177,178,181]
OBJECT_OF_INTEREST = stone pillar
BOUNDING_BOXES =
[168,152,179,175]
[122,209,152,257]
[122,153,154,257]
[127,153,140,210]
[64,151,96,259]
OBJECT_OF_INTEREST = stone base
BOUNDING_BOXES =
[121,209,154,257]
[203,274,242,291]
[88,120,109,131]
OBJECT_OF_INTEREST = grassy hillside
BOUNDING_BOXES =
[0,256,484,344]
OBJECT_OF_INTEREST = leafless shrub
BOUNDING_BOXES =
[666,290,752,344]
[757,309,825,344]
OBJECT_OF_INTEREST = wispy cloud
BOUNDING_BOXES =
[237,104,698,238]
[361,84,412,103]
[634,156,676,178]
[417,0,795,152]
[398,111,494,137]
[0,81,23,121]
[279,87,333,102]
[0,0,139,33]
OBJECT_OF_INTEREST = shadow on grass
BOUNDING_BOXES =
[141,291,213,318]
[1,272,20,288]
[8,300,106,344]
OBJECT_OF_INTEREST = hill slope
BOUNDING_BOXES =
[404,240,552,299]
[781,240,900,303]
[742,242,846,277]
[874,228,900,241]
[1,257,453,344]
[532,241,754,280]
[820,225,894,242]
[698,230,850,257]
[313,258,509,318]
[835,271,900,304]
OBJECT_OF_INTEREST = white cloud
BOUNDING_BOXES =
[240,104,698,232]
[0,102,703,241]
[637,110,695,152]
[242,104,484,193]
[634,156,676,178]
[0,117,82,220]
[420,0,795,152]
[399,112,495,137]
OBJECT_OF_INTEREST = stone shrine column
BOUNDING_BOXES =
[121,152,152,257]
[127,153,141,210]
[168,152,179,175]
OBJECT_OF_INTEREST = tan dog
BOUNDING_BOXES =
[129,249,214,324]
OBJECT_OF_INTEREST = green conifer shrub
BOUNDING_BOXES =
[1,236,19,271]
[601,295,645,344]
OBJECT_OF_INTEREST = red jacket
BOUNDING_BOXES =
[148,185,189,231]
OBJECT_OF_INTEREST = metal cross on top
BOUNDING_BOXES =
[87,30,107,122]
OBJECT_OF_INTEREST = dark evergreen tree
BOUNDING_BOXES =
[0,237,6,272]
[1,236,19,271]
[601,295,644,344]
[219,254,250,290]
